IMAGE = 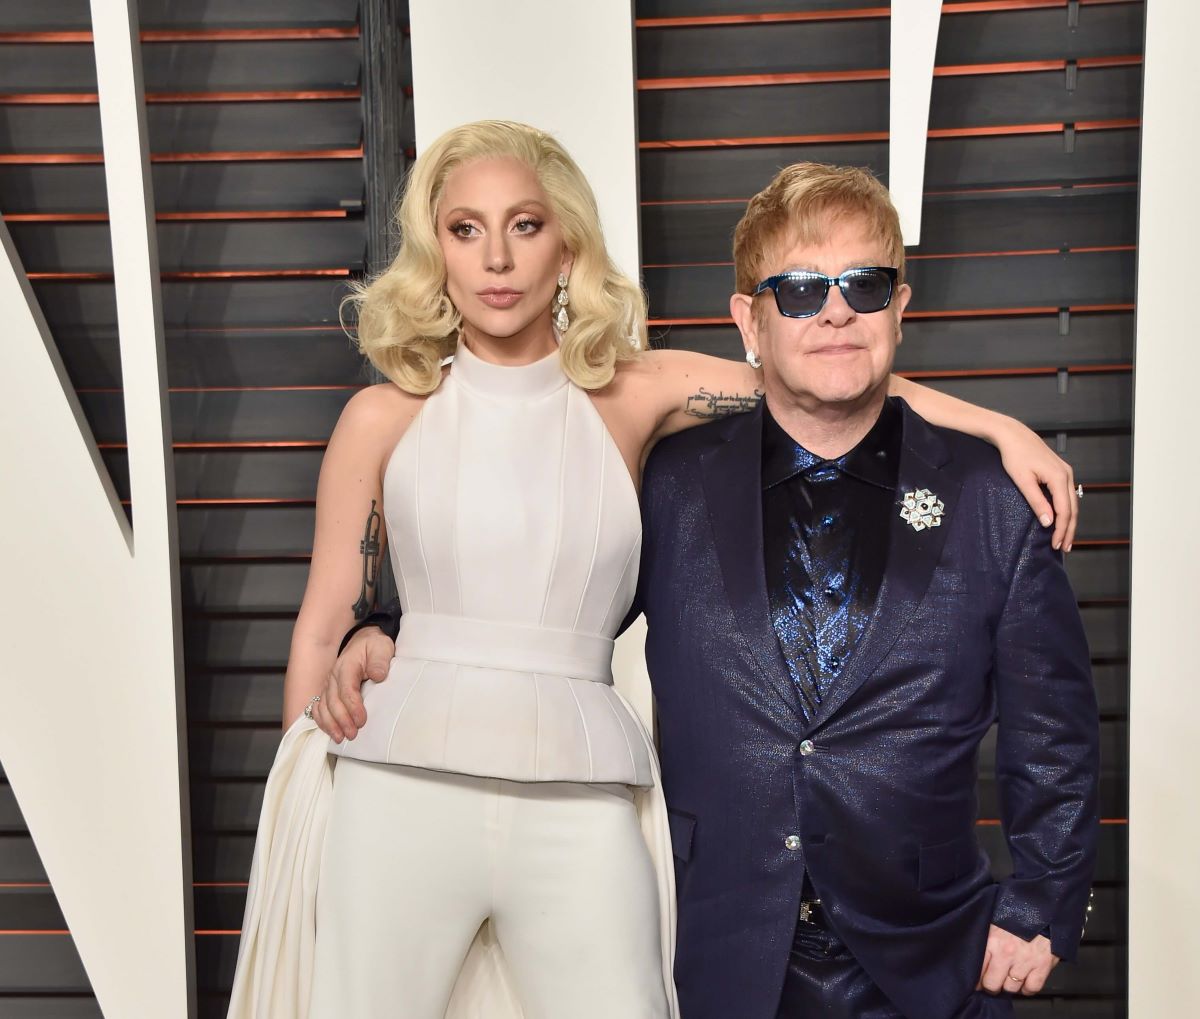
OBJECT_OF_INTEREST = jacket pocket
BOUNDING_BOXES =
[668,809,696,862]
[917,832,978,890]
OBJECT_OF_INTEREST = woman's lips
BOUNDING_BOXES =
[478,288,523,309]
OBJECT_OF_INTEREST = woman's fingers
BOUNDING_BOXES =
[332,653,368,730]
[312,695,343,743]
[1046,463,1079,553]
[322,674,358,742]
[1013,474,1057,542]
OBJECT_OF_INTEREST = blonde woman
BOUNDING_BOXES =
[227,121,1078,1019]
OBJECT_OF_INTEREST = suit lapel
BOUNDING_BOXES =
[804,404,962,732]
[700,407,802,716]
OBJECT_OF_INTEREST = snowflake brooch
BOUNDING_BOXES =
[899,488,945,532]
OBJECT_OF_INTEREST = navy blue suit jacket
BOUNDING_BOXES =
[637,399,1099,1019]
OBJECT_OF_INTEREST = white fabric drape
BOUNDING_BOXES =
[226,715,679,1018]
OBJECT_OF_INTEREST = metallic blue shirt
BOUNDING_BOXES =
[762,397,902,719]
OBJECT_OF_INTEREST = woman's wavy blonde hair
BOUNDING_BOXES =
[344,120,647,394]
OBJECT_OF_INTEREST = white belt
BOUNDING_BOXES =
[393,613,615,686]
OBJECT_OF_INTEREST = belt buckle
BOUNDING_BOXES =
[799,899,822,924]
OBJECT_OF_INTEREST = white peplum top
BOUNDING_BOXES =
[330,341,654,787]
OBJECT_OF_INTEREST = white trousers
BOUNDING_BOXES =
[308,757,669,1018]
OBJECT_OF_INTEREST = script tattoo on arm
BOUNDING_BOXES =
[684,387,764,420]
[351,499,382,620]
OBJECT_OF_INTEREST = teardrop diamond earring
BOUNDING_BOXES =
[555,273,570,333]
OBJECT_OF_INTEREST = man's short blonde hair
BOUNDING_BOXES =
[732,162,905,297]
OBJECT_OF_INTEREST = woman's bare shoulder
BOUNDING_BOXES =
[327,380,433,466]
[342,379,428,423]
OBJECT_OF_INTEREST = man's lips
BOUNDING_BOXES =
[478,287,523,308]
[808,344,866,356]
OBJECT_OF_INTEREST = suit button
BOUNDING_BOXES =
[799,740,816,756]
[784,835,801,851]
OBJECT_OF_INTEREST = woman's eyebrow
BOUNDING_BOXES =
[441,200,549,221]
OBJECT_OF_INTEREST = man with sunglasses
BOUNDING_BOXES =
[323,163,1099,1018]
[634,162,1099,1017]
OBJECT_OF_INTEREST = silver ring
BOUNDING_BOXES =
[303,693,322,719]
[1075,483,1083,499]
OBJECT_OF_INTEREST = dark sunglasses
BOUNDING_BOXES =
[752,266,899,319]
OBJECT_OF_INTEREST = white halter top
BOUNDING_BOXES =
[330,342,654,786]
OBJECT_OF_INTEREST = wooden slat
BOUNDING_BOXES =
[641,188,1137,265]
[1,99,363,154]
[7,219,365,274]
[636,3,1143,77]
[638,127,1141,202]
[636,67,1141,145]
[0,161,365,213]
[637,0,1130,21]
[176,505,317,557]
[78,388,351,444]
[910,372,1132,432]
[0,39,362,93]
[32,279,352,331]
[0,0,360,33]
[0,999,101,1019]
[102,447,323,502]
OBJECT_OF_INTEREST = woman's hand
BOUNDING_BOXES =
[887,376,1079,551]
[312,626,396,743]
[996,420,1079,552]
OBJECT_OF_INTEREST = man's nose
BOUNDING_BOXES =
[818,283,856,326]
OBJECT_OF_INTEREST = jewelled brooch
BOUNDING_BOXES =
[900,488,945,531]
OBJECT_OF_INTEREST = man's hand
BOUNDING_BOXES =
[977,925,1059,996]
[313,626,397,743]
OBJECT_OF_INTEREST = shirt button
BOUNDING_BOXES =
[799,740,816,756]
[828,657,841,670]
[784,835,802,851]
[825,586,839,599]
[821,515,835,528]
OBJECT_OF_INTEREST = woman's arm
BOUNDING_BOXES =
[889,375,1078,551]
[281,383,418,730]
[638,349,763,442]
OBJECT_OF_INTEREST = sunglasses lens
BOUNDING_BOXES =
[841,269,894,313]
[774,276,829,317]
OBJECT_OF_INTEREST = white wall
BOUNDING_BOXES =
[0,1,194,1015]
[1128,0,1200,1007]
